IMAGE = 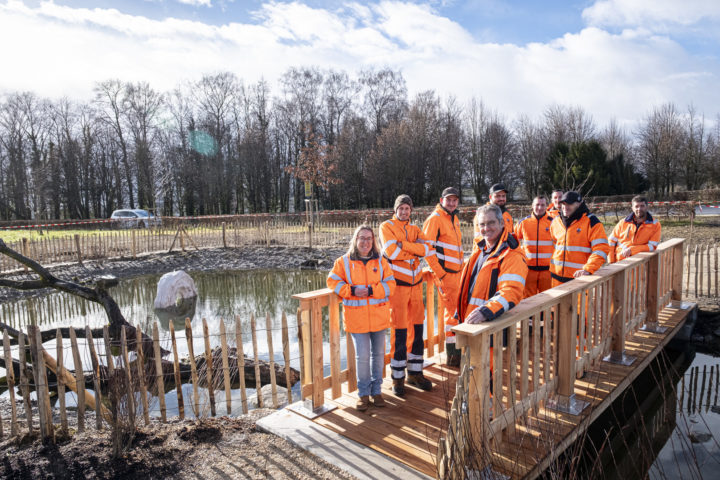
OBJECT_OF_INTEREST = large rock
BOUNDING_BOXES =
[154,270,198,309]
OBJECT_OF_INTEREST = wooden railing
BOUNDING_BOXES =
[292,271,446,412]
[438,238,685,476]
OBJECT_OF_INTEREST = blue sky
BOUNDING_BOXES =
[2,0,719,127]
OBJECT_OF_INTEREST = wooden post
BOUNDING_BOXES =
[604,269,635,366]
[281,313,293,405]
[185,318,200,418]
[296,308,308,400]
[222,222,227,248]
[74,234,83,266]
[707,244,712,297]
[642,254,666,333]
[235,316,248,414]
[266,313,278,408]
[219,321,232,415]
[21,238,29,272]
[85,327,104,430]
[29,325,54,442]
[56,329,68,432]
[694,245,699,296]
[120,327,136,426]
[202,318,216,416]
[310,299,323,410]
[329,294,341,399]
[152,322,167,422]
[3,330,18,436]
[103,326,117,427]
[250,314,263,408]
[69,328,85,432]
[674,243,685,301]
[131,230,137,258]
[168,320,184,420]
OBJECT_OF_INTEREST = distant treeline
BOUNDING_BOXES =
[0,68,718,220]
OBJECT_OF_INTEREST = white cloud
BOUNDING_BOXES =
[177,0,212,7]
[0,0,718,128]
[582,0,720,29]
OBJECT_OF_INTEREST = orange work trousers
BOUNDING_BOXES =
[523,269,551,298]
[389,283,425,356]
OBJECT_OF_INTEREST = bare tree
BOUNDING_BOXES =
[636,103,685,195]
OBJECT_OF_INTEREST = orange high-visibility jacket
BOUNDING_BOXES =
[608,213,662,263]
[457,228,527,322]
[549,204,610,283]
[327,253,396,333]
[380,216,444,286]
[473,205,513,253]
[514,212,556,271]
[422,204,463,274]
[547,205,560,217]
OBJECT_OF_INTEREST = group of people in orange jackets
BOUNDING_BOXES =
[327,185,661,411]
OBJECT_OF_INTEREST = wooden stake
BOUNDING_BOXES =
[85,326,104,430]
[281,313,293,405]
[74,234,83,266]
[69,328,85,432]
[219,320,232,415]
[168,320,184,420]
[56,329,68,432]
[250,314,263,408]
[266,313,278,408]
[234,316,248,414]
[103,326,117,427]
[3,330,18,436]
[120,326,136,426]
[185,318,200,418]
[152,322,167,422]
[202,318,216,417]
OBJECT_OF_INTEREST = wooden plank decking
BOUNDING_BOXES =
[299,301,694,479]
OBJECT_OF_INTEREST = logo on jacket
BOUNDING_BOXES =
[576,228,582,233]
[373,267,378,273]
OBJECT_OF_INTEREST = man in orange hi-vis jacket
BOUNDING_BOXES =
[608,195,662,263]
[549,191,610,287]
[473,183,513,254]
[547,189,563,217]
[514,195,556,297]
[380,194,446,396]
[422,187,463,367]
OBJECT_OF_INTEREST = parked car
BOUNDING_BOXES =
[110,209,161,228]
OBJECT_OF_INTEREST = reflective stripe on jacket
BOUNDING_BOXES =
[549,203,610,283]
[380,216,443,286]
[473,205,513,253]
[327,253,396,333]
[514,212,555,271]
[422,204,463,274]
[457,228,527,322]
[608,213,662,263]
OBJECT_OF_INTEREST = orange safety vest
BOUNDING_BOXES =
[549,204,610,283]
[327,253,396,333]
[458,228,527,322]
[608,213,662,263]
[422,204,463,274]
[514,212,555,270]
[379,216,443,286]
[473,204,513,253]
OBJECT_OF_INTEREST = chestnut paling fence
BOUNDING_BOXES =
[0,313,298,442]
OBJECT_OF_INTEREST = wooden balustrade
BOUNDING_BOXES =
[292,272,446,412]
[447,238,685,467]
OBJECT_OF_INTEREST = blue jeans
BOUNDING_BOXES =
[351,330,386,397]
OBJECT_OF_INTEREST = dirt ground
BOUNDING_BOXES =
[0,403,357,480]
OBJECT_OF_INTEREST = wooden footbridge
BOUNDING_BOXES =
[290,238,694,479]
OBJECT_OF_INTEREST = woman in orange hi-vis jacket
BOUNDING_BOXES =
[327,225,396,411]
[549,191,610,287]
[608,195,662,263]
[380,194,445,396]
[422,187,463,366]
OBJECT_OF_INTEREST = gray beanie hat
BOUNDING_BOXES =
[394,194,413,212]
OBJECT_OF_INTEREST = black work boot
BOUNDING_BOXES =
[407,372,433,391]
[446,343,461,367]
[392,377,405,397]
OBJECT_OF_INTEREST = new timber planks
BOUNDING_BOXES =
[297,301,693,480]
